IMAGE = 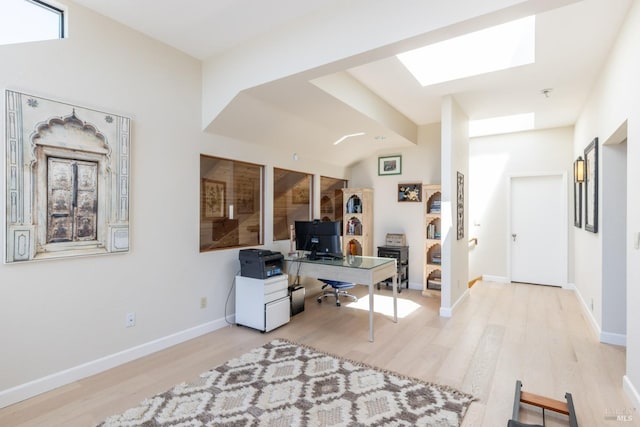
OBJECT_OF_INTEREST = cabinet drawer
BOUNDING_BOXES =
[265,297,290,332]
[265,287,288,304]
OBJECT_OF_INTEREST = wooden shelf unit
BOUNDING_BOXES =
[423,184,442,295]
[342,188,373,256]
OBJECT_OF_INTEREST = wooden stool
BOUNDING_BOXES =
[508,380,578,427]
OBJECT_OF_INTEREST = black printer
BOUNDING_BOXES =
[239,249,284,279]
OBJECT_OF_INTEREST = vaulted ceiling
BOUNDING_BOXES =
[72,0,631,166]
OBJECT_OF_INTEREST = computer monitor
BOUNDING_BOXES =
[294,220,343,260]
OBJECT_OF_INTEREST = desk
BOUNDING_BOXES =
[284,255,397,342]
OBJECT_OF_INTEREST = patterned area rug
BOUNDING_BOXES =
[98,339,475,426]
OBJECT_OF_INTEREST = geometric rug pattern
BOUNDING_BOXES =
[97,339,475,426]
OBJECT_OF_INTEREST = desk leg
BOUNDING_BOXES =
[369,283,374,342]
[393,271,398,323]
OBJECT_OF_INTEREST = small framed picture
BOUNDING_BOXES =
[378,155,402,176]
[201,179,225,219]
[398,183,422,202]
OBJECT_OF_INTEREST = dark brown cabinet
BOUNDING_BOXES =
[376,245,409,292]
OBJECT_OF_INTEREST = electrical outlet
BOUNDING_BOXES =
[126,312,136,327]
[200,297,207,309]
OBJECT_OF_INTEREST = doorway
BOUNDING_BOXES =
[509,174,567,286]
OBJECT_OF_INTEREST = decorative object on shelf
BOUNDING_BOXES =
[202,179,225,219]
[573,156,583,228]
[398,183,422,202]
[584,138,598,233]
[378,155,402,176]
[385,233,406,246]
[457,171,465,240]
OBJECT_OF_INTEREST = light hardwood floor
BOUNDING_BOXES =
[0,281,636,426]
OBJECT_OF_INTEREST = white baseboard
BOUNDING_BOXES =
[623,375,640,412]
[0,316,233,409]
[572,284,602,340]
[600,331,627,347]
[482,275,509,283]
[563,282,576,290]
[440,288,470,318]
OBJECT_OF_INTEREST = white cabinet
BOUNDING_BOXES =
[235,274,290,332]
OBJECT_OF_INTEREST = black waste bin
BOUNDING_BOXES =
[289,285,305,316]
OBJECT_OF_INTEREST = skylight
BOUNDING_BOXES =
[0,0,64,46]
[397,16,535,86]
[469,113,535,137]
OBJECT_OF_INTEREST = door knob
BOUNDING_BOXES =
[512,233,517,242]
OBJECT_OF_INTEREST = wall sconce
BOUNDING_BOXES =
[574,156,585,183]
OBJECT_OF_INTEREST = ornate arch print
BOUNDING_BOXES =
[5,90,130,262]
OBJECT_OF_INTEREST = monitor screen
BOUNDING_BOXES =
[294,220,343,260]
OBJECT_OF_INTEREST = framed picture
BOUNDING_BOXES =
[378,155,402,176]
[457,171,464,240]
[292,179,310,204]
[202,179,225,219]
[584,138,598,233]
[398,183,422,202]
[573,179,582,228]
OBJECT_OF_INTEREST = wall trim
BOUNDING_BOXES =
[573,284,603,341]
[600,331,627,347]
[482,274,509,283]
[0,316,232,409]
[440,288,470,317]
[468,276,482,288]
[623,375,640,413]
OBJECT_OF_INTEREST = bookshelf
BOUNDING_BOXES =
[341,188,373,256]
[423,184,442,295]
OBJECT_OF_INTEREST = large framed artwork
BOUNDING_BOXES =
[584,138,598,233]
[4,90,131,263]
[457,171,464,240]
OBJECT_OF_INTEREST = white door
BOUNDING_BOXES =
[510,175,566,286]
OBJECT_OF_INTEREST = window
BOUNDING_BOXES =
[397,15,535,86]
[319,176,347,224]
[273,168,313,241]
[200,155,263,251]
[1,0,65,46]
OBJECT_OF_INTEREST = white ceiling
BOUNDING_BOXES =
[72,0,632,166]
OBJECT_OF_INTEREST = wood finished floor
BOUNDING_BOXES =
[0,281,636,427]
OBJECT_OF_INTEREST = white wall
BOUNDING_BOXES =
[469,127,574,282]
[573,0,640,407]
[349,123,441,290]
[440,96,469,315]
[601,138,627,340]
[0,1,346,406]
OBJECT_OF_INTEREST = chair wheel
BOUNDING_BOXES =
[336,302,341,307]
[317,297,322,303]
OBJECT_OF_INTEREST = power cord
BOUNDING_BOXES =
[224,269,241,325]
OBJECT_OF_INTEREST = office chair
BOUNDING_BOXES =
[317,279,358,307]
